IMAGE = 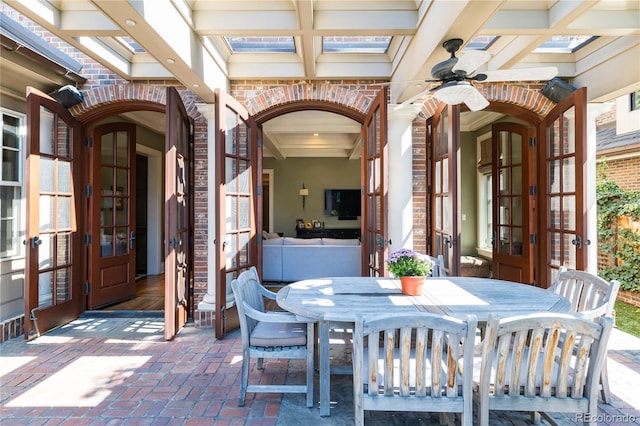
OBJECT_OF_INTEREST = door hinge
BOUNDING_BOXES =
[84,281,91,295]
[256,185,263,196]
[86,137,93,148]
[86,185,92,197]
[530,234,537,244]
[85,234,92,245]
[529,137,536,147]
[529,185,537,196]
[256,135,262,148]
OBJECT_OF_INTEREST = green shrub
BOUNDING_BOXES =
[597,161,640,292]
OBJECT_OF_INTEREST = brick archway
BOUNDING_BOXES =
[418,82,555,121]
[244,83,374,122]
[69,83,201,123]
[243,82,555,123]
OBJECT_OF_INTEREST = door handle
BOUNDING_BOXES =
[130,232,136,249]
[571,236,582,248]
[443,235,454,248]
[31,236,42,249]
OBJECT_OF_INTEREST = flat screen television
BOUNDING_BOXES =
[324,189,361,219]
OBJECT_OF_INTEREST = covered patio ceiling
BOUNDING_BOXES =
[2,0,638,158]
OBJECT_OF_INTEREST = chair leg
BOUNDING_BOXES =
[600,357,612,404]
[238,349,250,406]
[306,322,315,408]
[531,411,541,424]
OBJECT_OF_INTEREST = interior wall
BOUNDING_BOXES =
[262,157,361,236]
[460,132,478,256]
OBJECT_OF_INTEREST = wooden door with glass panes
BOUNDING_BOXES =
[362,88,388,277]
[539,88,587,287]
[491,123,534,284]
[24,88,83,338]
[88,123,136,308]
[428,104,460,276]
[165,87,193,341]
[215,88,258,339]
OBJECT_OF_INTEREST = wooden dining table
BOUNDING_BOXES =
[276,276,572,416]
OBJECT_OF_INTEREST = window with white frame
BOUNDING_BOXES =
[1,109,25,259]
[631,89,640,111]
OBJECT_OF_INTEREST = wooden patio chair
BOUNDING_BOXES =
[474,313,613,426]
[230,267,315,407]
[352,312,477,426]
[548,267,620,403]
[427,254,447,277]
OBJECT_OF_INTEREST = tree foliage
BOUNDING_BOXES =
[597,161,640,292]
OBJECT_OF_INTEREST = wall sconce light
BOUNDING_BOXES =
[299,183,309,210]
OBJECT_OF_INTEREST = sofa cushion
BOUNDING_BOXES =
[263,237,285,245]
[282,245,361,281]
[322,238,360,246]
[283,237,322,245]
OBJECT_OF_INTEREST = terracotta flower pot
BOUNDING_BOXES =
[400,276,426,296]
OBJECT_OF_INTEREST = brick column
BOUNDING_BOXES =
[195,103,217,322]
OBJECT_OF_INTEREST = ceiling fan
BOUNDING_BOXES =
[401,38,558,111]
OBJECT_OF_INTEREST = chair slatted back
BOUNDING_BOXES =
[232,269,266,342]
[549,268,620,320]
[353,313,477,426]
[427,254,446,277]
[477,313,613,426]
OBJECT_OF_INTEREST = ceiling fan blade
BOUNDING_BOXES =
[432,82,489,111]
[481,66,558,82]
[463,86,490,111]
[452,50,492,74]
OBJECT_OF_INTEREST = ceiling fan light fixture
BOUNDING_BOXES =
[433,81,475,105]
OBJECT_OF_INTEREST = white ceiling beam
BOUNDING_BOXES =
[313,1,418,12]
[193,10,300,34]
[227,62,304,79]
[315,62,392,79]
[487,35,547,70]
[486,10,550,30]
[574,39,640,102]
[60,10,122,35]
[569,10,640,34]
[93,0,227,102]
[348,136,362,160]
[262,131,286,160]
[389,0,503,104]
[296,0,316,78]
[313,10,417,32]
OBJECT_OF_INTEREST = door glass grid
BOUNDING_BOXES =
[364,99,383,275]
[100,131,130,257]
[432,111,450,260]
[224,107,252,272]
[546,107,578,269]
[36,106,73,307]
[496,130,524,256]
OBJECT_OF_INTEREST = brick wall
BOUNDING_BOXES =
[618,290,640,308]
[597,156,640,192]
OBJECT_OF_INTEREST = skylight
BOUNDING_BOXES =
[323,36,392,54]
[116,36,145,54]
[224,36,295,53]
[464,35,498,50]
[534,36,596,53]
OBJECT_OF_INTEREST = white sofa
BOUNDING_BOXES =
[262,237,361,282]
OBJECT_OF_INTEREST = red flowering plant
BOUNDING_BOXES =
[385,249,433,278]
